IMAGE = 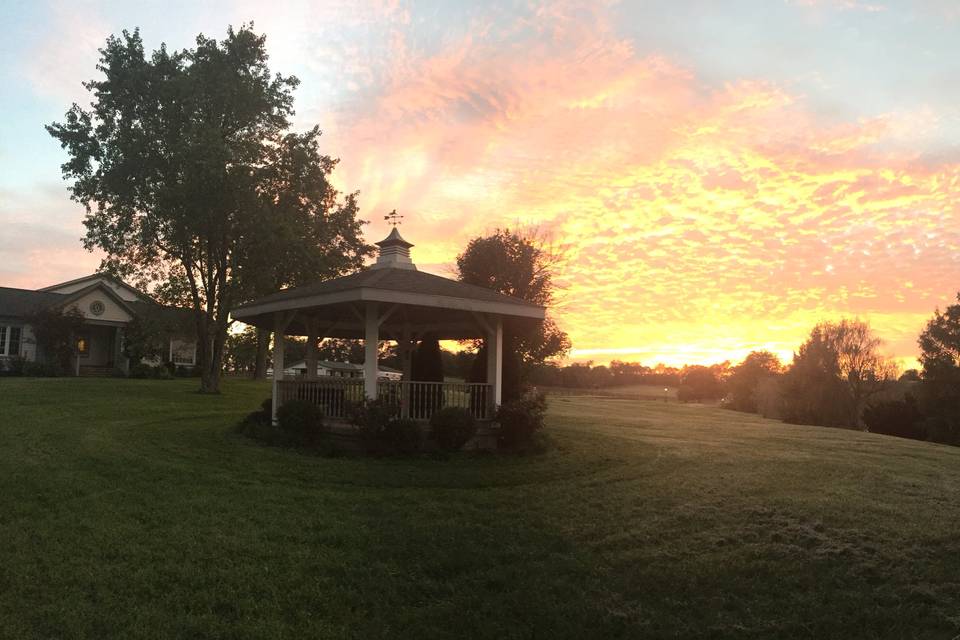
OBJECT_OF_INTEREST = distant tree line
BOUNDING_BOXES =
[723,301,960,447]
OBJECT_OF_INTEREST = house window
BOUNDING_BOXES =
[169,339,196,366]
[77,336,90,358]
[0,325,22,357]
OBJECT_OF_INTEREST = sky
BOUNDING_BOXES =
[1,0,959,368]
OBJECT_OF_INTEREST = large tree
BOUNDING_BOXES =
[47,25,368,393]
[917,293,960,444]
[781,319,896,428]
[456,229,570,400]
[726,350,783,413]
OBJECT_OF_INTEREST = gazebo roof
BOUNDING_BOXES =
[232,230,545,339]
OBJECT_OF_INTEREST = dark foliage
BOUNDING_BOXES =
[677,366,724,403]
[122,313,166,365]
[917,293,960,445]
[382,419,423,455]
[411,334,444,382]
[348,398,401,454]
[526,360,685,389]
[456,229,570,401]
[430,407,478,452]
[129,363,173,379]
[47,25,369,393]
[726,350,782,412]
[21,360,62,377]
[781,320,896,429]
[24,307,85,375]
[496,389,548,450]
[236,399,290,447]
[276,400,325,447]
[0,356,25,376]
[862,395,925,441]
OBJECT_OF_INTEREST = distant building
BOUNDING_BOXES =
[276,360,403,381]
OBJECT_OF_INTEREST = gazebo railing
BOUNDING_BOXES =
[276,378,494,422]
[378,380,494,421]
[276,378,365,420]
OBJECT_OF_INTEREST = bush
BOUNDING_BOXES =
[129,363,152,379]
[348,398,401,454]
[383,418,422,454]
[430,407,477,452]
[0,356,25,376]
[22,360,62,377]
[276,399,325,447]
[129,363,171,379]
[676,385,696,403]
[497,389,547,450]
[921,414,960,446]
[863,395,925,441]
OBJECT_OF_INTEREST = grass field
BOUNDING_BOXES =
[2,378,959,639]
[544,383,679,400]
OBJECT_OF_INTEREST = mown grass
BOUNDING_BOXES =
[1,378,958,639]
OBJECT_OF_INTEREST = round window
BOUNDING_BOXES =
[90,300,105,316]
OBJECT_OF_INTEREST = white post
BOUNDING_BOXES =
[364,302,379,400]
[271,314,287,425]
[399,325,413,418]
[486,316,503,407]
[305,316,318,381]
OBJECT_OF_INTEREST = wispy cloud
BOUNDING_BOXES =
[7,0,959,367]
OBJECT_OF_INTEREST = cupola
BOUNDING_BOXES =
[372,227,416,270]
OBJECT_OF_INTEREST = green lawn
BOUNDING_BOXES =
[1,378,959,639]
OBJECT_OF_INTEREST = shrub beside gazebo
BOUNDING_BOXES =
[232,229,546,440]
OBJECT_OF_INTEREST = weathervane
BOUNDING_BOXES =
[384,209,403,228]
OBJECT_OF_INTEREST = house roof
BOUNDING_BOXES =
[0,282,193,327]
[0,287,69,318]
[233,267,545,323]
[232,230,546,338]
[39,272,152,302]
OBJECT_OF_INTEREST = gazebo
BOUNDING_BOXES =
[232,229,545,424]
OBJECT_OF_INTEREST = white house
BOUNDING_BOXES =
[279,359,403,380]
[0,273,197,376]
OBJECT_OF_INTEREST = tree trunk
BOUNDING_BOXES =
[253,328,271,379]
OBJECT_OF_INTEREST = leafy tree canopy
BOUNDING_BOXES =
[47,25,370,392]
[917,293,960,430]
[456,229,570,400]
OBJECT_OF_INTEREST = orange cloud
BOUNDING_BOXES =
[313,2,959,367]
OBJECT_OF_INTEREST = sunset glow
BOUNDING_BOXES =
[2,1,959,367]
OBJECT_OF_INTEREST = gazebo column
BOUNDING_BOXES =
[398,325,414,418]
[305,316,319,381]
[486,316,503,407]
[272,311,295,424]
[364,302,379,399]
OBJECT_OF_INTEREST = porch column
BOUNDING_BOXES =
[364,302,379,399]
[305,316,319,381]
[486,316,503,407]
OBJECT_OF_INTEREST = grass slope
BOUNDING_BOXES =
[1,378,958,639]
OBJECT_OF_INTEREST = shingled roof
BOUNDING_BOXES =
[0,287,68,318]
[235,267,542,312]
[0,283,193,326]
